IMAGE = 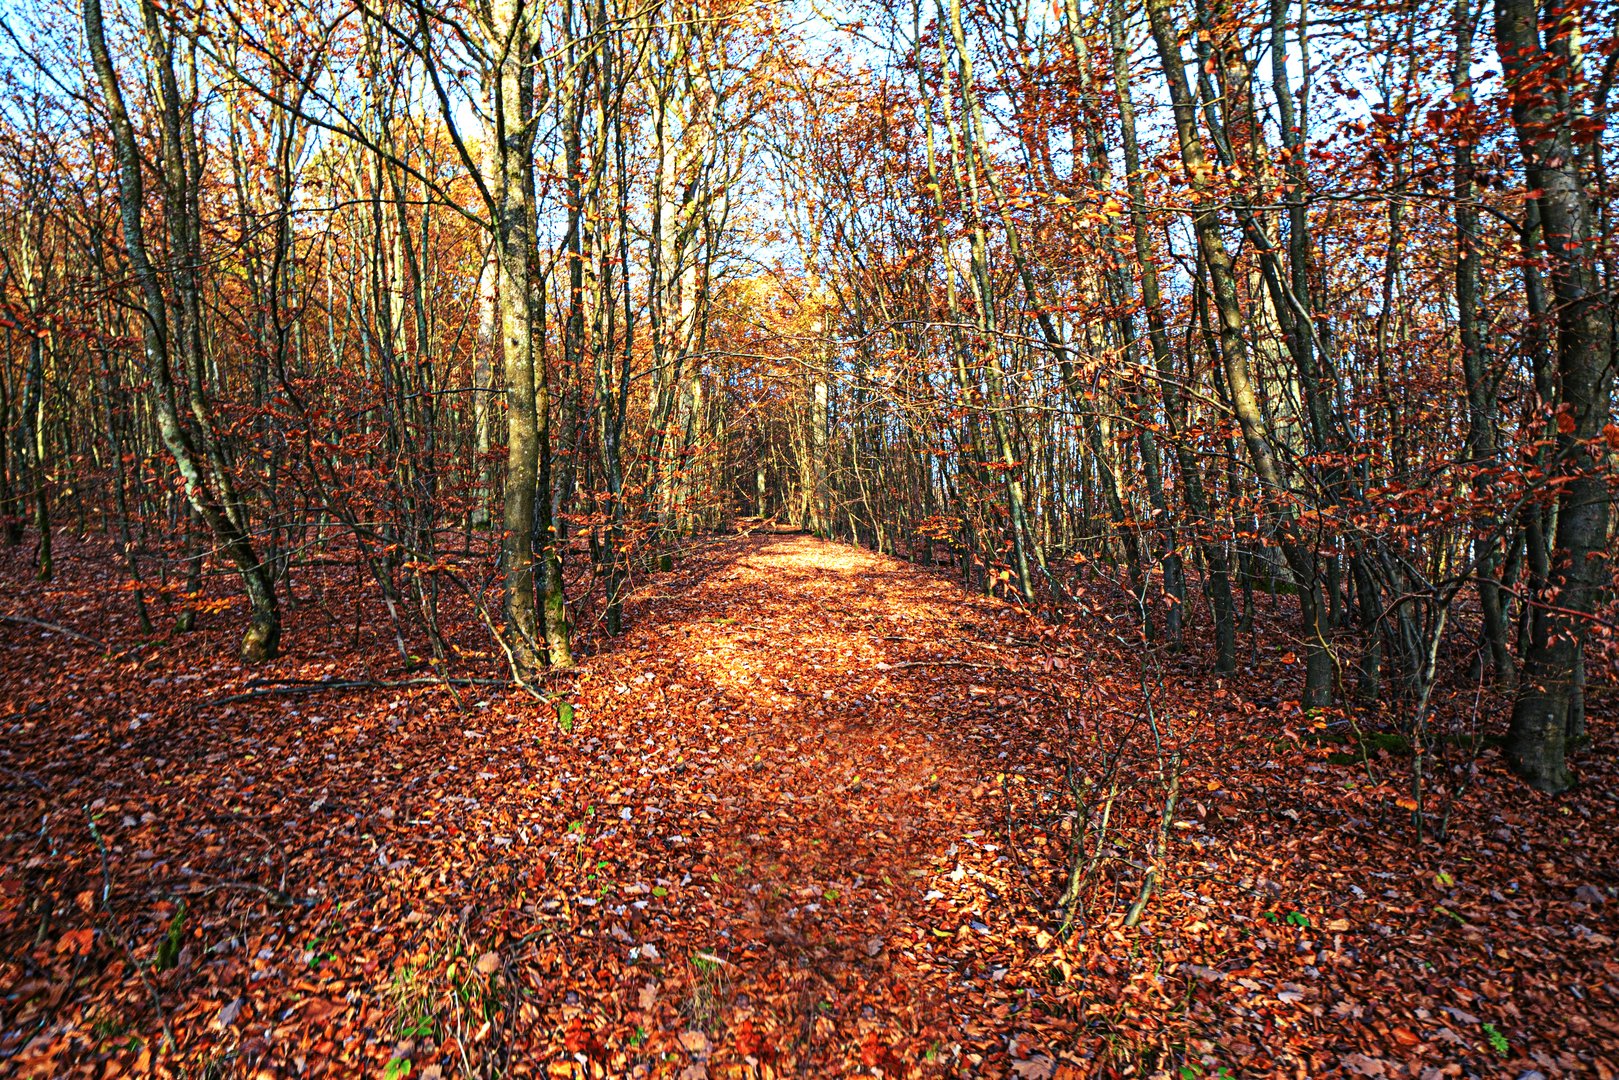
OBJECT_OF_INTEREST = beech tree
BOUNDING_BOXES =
[1495,0,1613,791]
[0,0,1601,772]
[83,0,282,661]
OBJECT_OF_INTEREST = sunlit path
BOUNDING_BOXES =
[1,0,1615,1070]
[7,533,1614,1076]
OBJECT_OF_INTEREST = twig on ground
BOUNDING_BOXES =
[86,806,175,1053]
[201,676,509,707]
[170,877,316,908]
[1125,752,1184,928]
[0,614,106,648]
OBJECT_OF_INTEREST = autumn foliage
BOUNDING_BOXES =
[0,0,1617,1074]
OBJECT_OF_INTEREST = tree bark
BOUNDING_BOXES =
[84,0,280,661]
[1496,0,1612,791]
[1145,0,1330,708]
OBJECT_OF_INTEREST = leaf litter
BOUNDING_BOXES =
[0,534,1615,1077]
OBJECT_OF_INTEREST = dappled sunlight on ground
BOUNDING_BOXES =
[2,535,1615,1077]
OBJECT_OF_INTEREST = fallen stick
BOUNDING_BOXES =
[1125,751,1184,928]
[0,613,106,649]
[87,807,175,1053]
[201,676,509,707]
[243,675,507,688]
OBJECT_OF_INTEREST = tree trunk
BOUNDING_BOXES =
[1496,0,1612,791]
[84,0,280,662]
[1146,0,1330,708]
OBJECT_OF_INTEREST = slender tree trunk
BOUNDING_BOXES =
[84,0,280,661]
[1109,0,1232,667]
[490,0,543,673]
[1496,0,1612,791]
[1452,0,1515,687]
[1146,0,1330,708]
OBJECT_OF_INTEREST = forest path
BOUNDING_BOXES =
[561,533,1056,1068]
[6,527,1087,1075]
[6,534,1616,1077]
[3,531,1080,1078]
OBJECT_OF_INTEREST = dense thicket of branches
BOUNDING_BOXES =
[0,0,1613,789]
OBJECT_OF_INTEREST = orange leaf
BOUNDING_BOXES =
[733,1017,767,1059]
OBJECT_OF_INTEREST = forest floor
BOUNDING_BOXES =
[1,534,1617,1079]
